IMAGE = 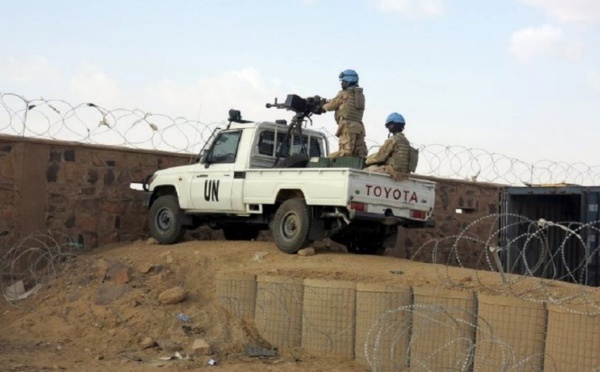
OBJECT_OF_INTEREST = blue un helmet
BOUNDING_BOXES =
[339,69,359,89]
[385,112,405,134]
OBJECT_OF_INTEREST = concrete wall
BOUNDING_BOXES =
[0,135,502,264]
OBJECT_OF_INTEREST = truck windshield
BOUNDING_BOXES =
[208,131,242,164]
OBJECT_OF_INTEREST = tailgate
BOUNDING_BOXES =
[348,171,436,221]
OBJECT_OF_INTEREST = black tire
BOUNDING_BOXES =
[148,195,186,244]
[276,154,309,168]
[272,198,312,254]
[222,226,260,241]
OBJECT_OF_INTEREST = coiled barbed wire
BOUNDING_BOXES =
[0,231,79,308]
[2,92,599,185]
[411,214,600,315]
[0,92,216,154]
[363,304,549,372]
[413,144,600,185]
[0,228,600,371]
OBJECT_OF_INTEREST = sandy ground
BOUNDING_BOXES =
[1,239,597,371]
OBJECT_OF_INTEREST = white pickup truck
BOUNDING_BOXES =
[142,106,436,254]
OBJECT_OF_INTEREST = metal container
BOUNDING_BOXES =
[500,186,600,286]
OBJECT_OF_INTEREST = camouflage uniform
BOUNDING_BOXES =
[323,87,367,158]
[364,132,412,181]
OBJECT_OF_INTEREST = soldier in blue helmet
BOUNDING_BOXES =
[364,112,419,181]
[322,69,367,158]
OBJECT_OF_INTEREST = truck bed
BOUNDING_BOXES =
[243,167,436,220]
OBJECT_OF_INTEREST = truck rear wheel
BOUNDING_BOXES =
[272,198,312,254]
[149,195,186,244]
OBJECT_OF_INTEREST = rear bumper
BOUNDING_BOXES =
[351,211,435,228]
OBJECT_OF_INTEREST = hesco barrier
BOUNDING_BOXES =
[411,287,476,370]
[254,275,304,348]
[214,272,257,319]
[301,279,356,358]
[545,304,600,372]
[213,273,600,371]
[474,295,546,371]
[355,283,411,371]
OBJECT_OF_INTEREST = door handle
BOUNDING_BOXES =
[196,174,208,178]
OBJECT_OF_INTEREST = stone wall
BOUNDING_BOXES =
[1,135,502,267]
[396,176,502,268]
[0,135,190,253]
[0,139,22,251]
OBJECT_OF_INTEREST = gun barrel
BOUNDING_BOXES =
[266,103,287,110]
[266,94,324,114]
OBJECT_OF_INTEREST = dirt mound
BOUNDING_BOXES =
[0,240,596,371]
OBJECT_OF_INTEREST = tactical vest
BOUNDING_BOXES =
[387,133,412,173]
[338,87,365,122]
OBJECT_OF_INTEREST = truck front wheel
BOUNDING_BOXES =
[149,195,186,244]
[272,198,312,254]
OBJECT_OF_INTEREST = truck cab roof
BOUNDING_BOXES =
[207,121,330,169]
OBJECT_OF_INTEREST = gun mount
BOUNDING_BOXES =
[266,94,325,120]
[266,94,327,164]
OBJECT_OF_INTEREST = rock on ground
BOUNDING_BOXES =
[157,287,188,305]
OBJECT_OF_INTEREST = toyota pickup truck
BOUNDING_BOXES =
[141,97,436,254]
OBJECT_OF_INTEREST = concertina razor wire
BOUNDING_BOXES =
[1,220,600,370]
[4,215,600,313]
[2,92,600,186]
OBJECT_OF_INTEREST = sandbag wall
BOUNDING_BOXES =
[214,272,600,371]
